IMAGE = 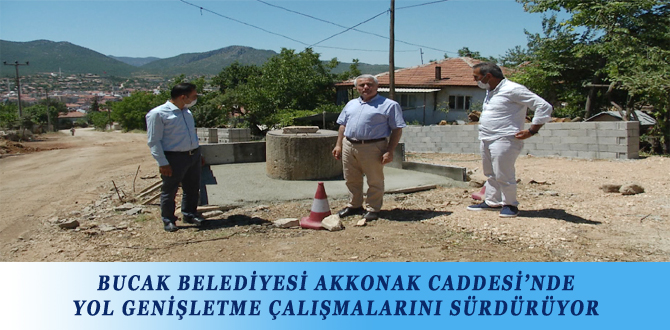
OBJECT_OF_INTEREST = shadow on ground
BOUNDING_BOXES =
[381,208,451,222]
[520,208,601,225]
[197,214,270,231]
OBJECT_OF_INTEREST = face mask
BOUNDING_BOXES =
[185,98,197,108]
[477,75,490,90]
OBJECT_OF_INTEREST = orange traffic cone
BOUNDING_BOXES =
[300,182,331,230]
[471,186,486,200]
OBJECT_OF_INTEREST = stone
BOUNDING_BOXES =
[202,210,224,218]
[99,224,116,232]
[356,219,367,227]
[125,208,143,216]
[600,184,622,193]
[114,203,135,211]
[58,220,80,230]
[321,214,343,231]
[468,179,485,188]
[273,218,300,228]
[620,184,644,195]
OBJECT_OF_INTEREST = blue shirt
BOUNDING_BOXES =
[146,101,199,166]
[337,94,406,140]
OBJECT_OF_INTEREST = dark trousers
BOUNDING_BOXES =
[161,149,201,222]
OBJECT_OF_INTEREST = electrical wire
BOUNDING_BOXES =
[254,0,458,54]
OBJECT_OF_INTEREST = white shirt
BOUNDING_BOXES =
[478,79,553,141]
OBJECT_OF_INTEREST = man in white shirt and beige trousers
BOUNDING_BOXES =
[467,63,553,218]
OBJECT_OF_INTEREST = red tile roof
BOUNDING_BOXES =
[337,57,504,88]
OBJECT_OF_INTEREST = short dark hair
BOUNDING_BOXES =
[473,62,505,79]
[170,83,197,99]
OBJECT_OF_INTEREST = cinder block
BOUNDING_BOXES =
[595,122,619,130]
[535,144,554,150]
[568,130,588,137]
[577,151,598,159]
[559,150,580,158]
[552,130,570,137]
[605,145,628,153]
[542,136,563,144]
[568,143,589,151]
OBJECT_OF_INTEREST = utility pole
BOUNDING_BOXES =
[420,48,424,65]
[389,0,396,101]
[3,61,29,120]
[46,90,51,132]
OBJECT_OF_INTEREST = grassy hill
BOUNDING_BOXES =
[1,40,392,78]
[1,40,137,77]
[138,46,277,76]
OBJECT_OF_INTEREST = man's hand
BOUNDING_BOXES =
[332,146,342,160]
[515,129,534,140]
[159,165,172,177]
[381,151,394,165]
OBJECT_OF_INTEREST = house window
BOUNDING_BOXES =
[449,95,472,110]
[399,94,417,109]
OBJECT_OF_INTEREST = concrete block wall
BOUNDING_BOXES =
[197,128,251,144]
[400,121,639,159]
[217,128,251,143]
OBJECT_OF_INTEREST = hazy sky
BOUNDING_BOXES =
[1,0,561,67]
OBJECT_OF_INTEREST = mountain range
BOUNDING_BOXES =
[0,39,389,78]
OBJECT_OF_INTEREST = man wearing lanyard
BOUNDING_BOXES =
[332,74,406,221]
[146,83,204,232]
[468,63,553,217]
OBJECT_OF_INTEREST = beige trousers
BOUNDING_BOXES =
[342,138,387,212]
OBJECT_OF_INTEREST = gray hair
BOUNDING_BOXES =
[354,74,378,87]
[473,62,505,79]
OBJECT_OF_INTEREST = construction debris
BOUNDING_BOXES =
[321,214,343,231]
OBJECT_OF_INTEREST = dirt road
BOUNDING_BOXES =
[1,129,668,262]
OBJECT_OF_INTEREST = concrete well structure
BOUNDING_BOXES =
[265,129,342,180]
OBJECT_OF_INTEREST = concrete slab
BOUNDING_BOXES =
[201,162,466,205]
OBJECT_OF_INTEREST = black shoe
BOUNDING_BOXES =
[183,215,204,226]
[163,221,178,232]
[337,207,364,218]
[363,211,379,221]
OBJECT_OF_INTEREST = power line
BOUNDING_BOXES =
[180,0,458,56]
[254,0,458,54]
[397,0,450,10]
[180,0,310,46]
[309,10,389,47]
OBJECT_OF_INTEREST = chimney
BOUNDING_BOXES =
[435,66,442,80]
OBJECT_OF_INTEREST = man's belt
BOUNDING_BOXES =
[164,147,200,155]
[346,137,386,144]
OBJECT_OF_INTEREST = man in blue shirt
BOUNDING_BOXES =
[146,83,204,232]
[332,74,406,221]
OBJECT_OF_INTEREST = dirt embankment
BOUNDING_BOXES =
[1,129,668,262]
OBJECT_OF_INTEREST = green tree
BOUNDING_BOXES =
[110,91,164,131]
[91,96,100,112]
[211,62,261,94]
[238,48,338,132]
[0,103,19,129]
[457,47,497,62]
[516,0,670,152]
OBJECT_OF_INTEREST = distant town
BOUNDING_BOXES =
[1,72,173,113]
